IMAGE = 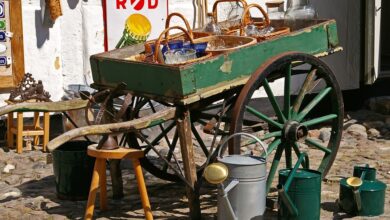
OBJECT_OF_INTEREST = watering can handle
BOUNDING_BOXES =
[217,132,268,158]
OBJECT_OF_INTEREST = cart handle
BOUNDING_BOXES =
[240,3,271,36]
[153,26,195,63]
[165,12,194,40]
[211,0,249,24]
[217,132,268,158]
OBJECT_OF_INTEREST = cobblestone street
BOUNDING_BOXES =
[0,100,389,219]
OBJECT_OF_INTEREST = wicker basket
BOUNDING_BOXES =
[210,0,249,35]
[194,35,257,55]
[153,26,213,64]
[240,4,290,42]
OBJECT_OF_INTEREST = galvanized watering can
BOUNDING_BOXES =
[339,164,387,216]
[204,133,268,220]
[278,153,322,220]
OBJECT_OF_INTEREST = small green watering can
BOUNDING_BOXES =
[339,164,387,216]
[278,152,322,220]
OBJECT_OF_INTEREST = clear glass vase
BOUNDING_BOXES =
[266,1,285,20]
[203,16,222,35]
[285,0,317,30]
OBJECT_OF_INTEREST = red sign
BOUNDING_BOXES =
[116,0,159,10]
[103,0,168,50]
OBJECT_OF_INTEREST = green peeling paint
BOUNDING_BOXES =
[91,20,339,103]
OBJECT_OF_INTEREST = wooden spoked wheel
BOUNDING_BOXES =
[126,92,238,182]
[230,52,344,193]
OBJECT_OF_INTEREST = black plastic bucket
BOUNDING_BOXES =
[52,140,95,201]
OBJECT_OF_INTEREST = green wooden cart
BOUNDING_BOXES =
[44,19,343,218]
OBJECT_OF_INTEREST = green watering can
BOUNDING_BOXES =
[278,153,322,220]
[339,164,387,216]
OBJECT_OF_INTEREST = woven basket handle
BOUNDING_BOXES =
[211,0,249,23]
[154,26,195,63]
[165,12,194,40]
[240,3,271,36]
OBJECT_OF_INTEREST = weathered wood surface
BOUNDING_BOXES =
[177,108,201,219]
[0,99,89,116]
[0,0,25,89]
[90,20,340,104]
[47,107,176,152]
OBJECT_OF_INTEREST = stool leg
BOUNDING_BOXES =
[33,112,40,146]
[85,159,103,220]
[99,159,108,211]
[43,112,50,152]
[7,113,14,148]
[16,112,23,154]
[133,159,153,220]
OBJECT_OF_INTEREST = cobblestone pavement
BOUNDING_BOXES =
[0,102,389,219]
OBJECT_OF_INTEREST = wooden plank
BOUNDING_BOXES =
[7,112,14,148]
[0,99,89,116]
[16,112,23,153]
[0,76,15,88]
[177,108,201,219]
[9,0,25,87]
[47,107,176,152]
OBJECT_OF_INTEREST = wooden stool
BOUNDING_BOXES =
[7,111,50,154]
[85,145,153,220]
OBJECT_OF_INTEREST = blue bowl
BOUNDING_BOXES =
[191,42,208,57]
[162,40,184,55]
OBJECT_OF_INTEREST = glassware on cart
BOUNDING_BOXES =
[164,49,197,64]
[285,0,317,30]
[204,15,223,35]
[153,26,212,64]
[208,0,249,35]
[240,4,272,37]
[240,3,289,42]
[266,0,285,20]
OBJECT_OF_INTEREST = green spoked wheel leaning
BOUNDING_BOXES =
[229,52,344,193]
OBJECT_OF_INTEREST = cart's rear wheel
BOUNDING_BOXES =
[127,92,238,182]
[230,52,343,193]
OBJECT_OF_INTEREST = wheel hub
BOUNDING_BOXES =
[283,121,308,142]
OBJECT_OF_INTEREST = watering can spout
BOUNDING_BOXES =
[219,179,240,220]
[204,163,238,220]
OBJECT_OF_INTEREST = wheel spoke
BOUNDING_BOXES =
[284,63,292,119]
[263,79,287,123]
[266,145,283,193]
[148,100,172,147]
[285,143,292,168]
[292,142,308,168]
[262,138,282,157]
[242,131,282,147]
[263,131,282,141]
[246,106,283,129]
[163,129,179,172]
[292,69,317,116]
[296,87,332,122]
[305,138,332,154]
[191,123,210,157]
[150,121,176,146]
[302,114,338,127]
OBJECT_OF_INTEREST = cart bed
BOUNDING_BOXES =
[90,19,340,105]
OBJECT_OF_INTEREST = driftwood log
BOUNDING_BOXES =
[0,99,89,115]
[47,107,176,152]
